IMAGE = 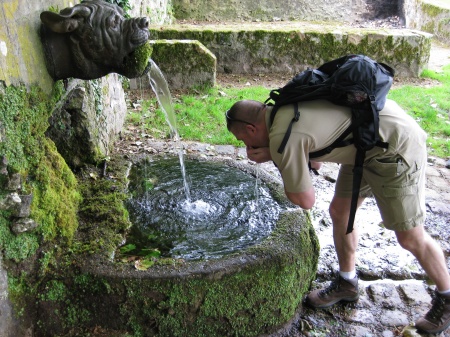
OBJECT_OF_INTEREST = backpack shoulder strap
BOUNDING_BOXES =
[346,148,365,234]
[309,124,355,159]
[270,103,301,154]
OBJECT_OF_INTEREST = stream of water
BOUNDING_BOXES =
[122,59,283,259]
[147,59,191,202]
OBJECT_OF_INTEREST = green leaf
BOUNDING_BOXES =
[135,258,155,270]
[120,244,136,254]
[142,248,161,258]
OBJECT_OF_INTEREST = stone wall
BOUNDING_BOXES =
[131,39,217,90]
[149,22,432,77]
[0,0,73,92]
[130,0,174,24]
[0,1,171,336]
[402,0,450,45]
[172,0,400,23]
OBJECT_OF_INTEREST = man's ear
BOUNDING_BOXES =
[245,124,256,134]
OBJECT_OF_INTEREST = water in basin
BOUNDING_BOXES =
[125,157,286,260]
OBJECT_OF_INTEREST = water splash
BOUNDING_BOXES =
[126,158,284,260]
[148,59,191,201]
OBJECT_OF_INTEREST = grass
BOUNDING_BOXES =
[388,66,450,158]
[126,64,450,158]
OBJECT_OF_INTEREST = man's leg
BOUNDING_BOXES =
[395,225,450,291]
[330,196,363,273]
[395,225,450,334]
[306,195,365,308]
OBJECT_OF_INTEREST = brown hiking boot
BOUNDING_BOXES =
[306,274,359,308]
[415,291,450,334]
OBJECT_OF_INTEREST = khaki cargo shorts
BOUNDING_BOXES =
[334,153,427,231]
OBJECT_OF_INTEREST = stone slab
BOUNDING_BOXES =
[149,22,432,77]
[368,282,404,309]
[398,282,432,306]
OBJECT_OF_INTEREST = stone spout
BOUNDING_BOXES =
[40,0,152,81]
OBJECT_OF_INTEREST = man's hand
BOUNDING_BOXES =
[247,146,272,163]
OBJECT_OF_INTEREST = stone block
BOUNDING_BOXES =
[130,40,216,90]
[379,309,410,326]
[149,22,432,77]
[398,282,432,306]
[46,75,127,168]
[368,282,403,309]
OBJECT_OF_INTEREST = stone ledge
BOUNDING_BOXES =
[149,22,433,77]
[405,0,450,45]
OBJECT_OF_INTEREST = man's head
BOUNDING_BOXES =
[226,100,269,149]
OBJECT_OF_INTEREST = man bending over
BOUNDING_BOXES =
[225,98,450,334]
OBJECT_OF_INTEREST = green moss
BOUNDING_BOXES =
[0,82,82,327]
[122,42,153,78]
[0,83,80,253]
[7,270,35,316]
[75,157,132,257]
[107,210,319,337]
[39,280,67,301]
[31,139,81,243]
[151,40,216,74]
[0,215,39,262]
[421,2,444,17]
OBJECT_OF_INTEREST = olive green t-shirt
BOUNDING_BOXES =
[266,99,427,193]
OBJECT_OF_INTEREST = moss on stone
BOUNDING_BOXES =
[0,214,39,262]
[75,156,132,257]
[0,83,80,255]
[421,2,445,17]
[148,23,431,77]
[151,40,216,73]
[113,210,318,337]
[122,42,153,78]
[29,156,134,335]
[0,82,82,327]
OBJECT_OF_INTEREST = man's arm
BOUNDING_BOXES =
[285,186,316,209]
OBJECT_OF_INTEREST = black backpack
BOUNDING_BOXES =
[265,54,395,234]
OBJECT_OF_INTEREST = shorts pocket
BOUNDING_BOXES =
[382,184,418,197]
[408,166,422,181]
[366,156,406,178]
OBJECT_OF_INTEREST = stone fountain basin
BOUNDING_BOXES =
[39,155,320,337]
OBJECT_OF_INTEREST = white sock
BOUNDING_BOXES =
[438,289,450,296]
[339,270,357,280]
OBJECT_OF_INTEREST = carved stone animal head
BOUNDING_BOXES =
[40,0,151,80]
